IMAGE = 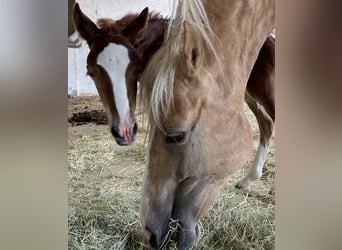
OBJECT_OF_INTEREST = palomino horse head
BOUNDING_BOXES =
[140,0,274,249]
[72,3,166,145]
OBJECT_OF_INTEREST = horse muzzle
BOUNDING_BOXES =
[110,122,138,146]
[143,211,201,249]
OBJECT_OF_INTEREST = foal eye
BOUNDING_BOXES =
[165,132,186,144]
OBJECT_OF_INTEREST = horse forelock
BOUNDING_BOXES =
[96,12,165,34]
[140,0,220,131]
[97,13,137,33]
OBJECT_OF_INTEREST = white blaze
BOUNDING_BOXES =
[97,44,130,129]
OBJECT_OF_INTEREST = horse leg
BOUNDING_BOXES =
[236,92,274,189]
[236,36,275,190]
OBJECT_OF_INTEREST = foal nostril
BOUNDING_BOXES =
[133,122,138,136]
[110,127,121,138]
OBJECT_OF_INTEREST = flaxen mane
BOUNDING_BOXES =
[140,0,220,130]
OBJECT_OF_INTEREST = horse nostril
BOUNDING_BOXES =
[133,122,138,136]
[144,228,158,249]
[144,228,152,241]
[149,234,158,249]
[110,127,121,138]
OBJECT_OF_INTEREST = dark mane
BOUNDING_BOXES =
[96,12,168,71]
[138,14,168,64]
[97,14,136,33]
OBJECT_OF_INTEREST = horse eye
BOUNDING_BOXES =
[165,132,186,144]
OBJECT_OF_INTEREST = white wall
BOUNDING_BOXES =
[68,0,172,96]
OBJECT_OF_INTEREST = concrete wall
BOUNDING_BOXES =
[68,0,172,96]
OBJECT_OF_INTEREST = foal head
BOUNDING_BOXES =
[72,3,166,145]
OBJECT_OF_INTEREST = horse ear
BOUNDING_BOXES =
[183,22,203,75]
[72,3,98,44]
[122,7,149,45]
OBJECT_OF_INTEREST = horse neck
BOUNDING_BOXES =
[203,0,274,92]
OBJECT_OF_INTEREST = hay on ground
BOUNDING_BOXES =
[68,105,275,249]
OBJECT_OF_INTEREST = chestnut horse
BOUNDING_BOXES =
[139,0,274,249]
[73,2,274,248]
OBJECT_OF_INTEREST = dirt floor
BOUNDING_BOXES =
[68,96,108,146]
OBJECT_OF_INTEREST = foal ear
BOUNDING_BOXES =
[183,22,203,75]
[72,3,98,44]
[122,7,149,45]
